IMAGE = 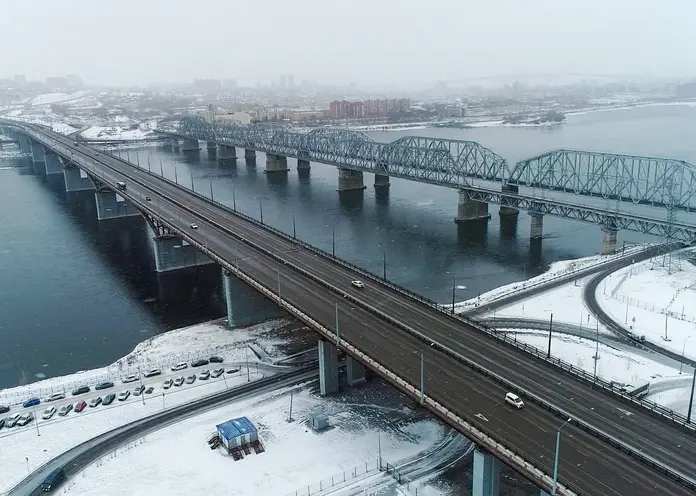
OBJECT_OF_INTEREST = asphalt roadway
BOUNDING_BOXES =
[18,125,696,496]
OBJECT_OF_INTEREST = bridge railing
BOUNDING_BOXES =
[102,148,696,434]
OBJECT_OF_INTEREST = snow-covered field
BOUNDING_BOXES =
[80,125,152,141]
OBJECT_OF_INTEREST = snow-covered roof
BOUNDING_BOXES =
[216,416,256,441]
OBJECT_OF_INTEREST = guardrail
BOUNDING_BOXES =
[21,128,696,493]
[92,139,696,433]
[282,459,381,496]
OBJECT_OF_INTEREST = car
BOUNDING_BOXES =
[89,397,102,408]
[226,368,240,374]
[209,356,224,364]
[171,362,188,372]
[72,386,90,396]
[0,418,5,429]
[198,370,210,380]
[41,468,66,493]
[121,374,139,384]
[0,405,9,414]
[75,400,87,413]
[118,390,131,402]
[190,223,198,229]
[191,359,209,368]
[133,385,145,396]
[58,404,73,416]
[116,181,127,191]
[95,151,99,156]
[145,196,152,202]
[23,398,40,408]
[4,414,21,428]
[163,378,174,389]
[144,387,154,395]
[143,368,161,378]
[211,368,224,378]
[95,381,114,390]
[505,392,524,409]
[45,392,65,403]
[42,406,57,420]
[73,141,79,146]
[102,393,116,406]
[173,376,185,387]
[351,280,365,289]
[185,375,196,385]
[16,413,34,426]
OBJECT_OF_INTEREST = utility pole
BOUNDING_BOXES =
[259,201,264,224]
[382,250,386,280]
[547,313,553,358]
[332,228,335,257]
[233,189,236,211]
[209,179,214,201]
[335,302,340,349]
[292,213,296,239]
[688,368,696,424]
[451,275,456,314]
[593,321,600,379]
[288,392,293,422]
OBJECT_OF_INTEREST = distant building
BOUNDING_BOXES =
[437,105,465,118]
[222,79,238,90]
[13,74,26,86]
[288,109,325,122]
[216,111,252,125]
[328,98,411,119]
[46,77,69,91]
[193,79,222,93]
[65,74,84,89]
[205,104,216,123]
[216,417,258,452]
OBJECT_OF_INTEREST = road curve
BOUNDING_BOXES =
[10,123,696,496]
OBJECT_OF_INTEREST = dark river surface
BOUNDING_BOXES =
[1,104,695,389]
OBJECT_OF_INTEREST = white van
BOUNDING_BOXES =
[505,392,524,409]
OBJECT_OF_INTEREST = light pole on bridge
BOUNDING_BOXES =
[551,418,573,495]
[680,336,691,374]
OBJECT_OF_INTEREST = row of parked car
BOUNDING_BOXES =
[162,368,227,389]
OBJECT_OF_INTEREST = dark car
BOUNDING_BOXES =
[71,386,90,396]
[95,381,114,391]
[0,418,5,429]
[191,359,209,368]
[23,398,40,408]
[209,356,224,364]
[41,468,66,492]
[144,386,154,395]
[0,405,9,414]
[102,393,116,406]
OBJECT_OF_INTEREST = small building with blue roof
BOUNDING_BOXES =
[216,416,258,450]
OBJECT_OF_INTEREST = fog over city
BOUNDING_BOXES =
[2,0,696,87]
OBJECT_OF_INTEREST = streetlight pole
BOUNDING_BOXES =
[552,418,572,495]
[413,351,424,404]
[382,250,386,280]
[174,165,178,184]
[160,160,163,177]
[209,178,214,201]
[233,189,237,211]
[245,347,250,382]
[259,201,264,224]
[688,368,696,423]
[547,313,553,358]
[292,213,296,239]
[332,228,335,257]
[593,321,600,379]
[335,302,340,348]
[451,275,456,314]
[681,336,691,374]
[276,269,281,303]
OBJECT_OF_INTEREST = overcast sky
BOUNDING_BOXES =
[2,0,695,87]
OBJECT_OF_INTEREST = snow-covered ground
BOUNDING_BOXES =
[596,248,696,360]
[80,125,153,140]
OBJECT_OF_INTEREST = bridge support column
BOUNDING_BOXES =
[601,226,618,255]
[472,449,500,496]
[499,184,519,218]
[374,174,390,188]
[19,135,32,154]
[244,149,256,164]
[337,168,366,192]
[152,235,214,272]
[181,138,200,152]
[206,141,217,159]
[44,151,63,175]
[529,208,544,239]
[346,356,365,387]
[455,189,490,223]
[222,269,285,328]
[95,190,141,220]
[63,166,95,192]
[265,153,289,173]
[30,141,46,174]
[297,158,311,171]
[318,340,339,395]
[218,144,237,161]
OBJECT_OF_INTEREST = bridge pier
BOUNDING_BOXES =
[218,144,237,161]
[297,158,311,171]
[244,149,256,164]
[529,209,544,239]
[337,168,366,192]
[265,153,289,173]
[346,356,366,386]
[181,138,200,152]
[374,174,390,189]
[30,141,46,174]
[64,166,95,192]
[44,151,63,175]
[19,135,32,154]
[318,340,339,395]
[499,184,519,218]
[152,235,214,272]
[222,269,285,328]
[455,189,490,223]
[602,226,618,255]
[206,141,217,159]
[95,190,141,220]
[472,449,500,496]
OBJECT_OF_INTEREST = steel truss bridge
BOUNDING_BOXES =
[168,117,696,242]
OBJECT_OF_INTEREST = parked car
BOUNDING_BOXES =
[0,418,5,429]
[171,362,188,371]
[185,375,196,384]
[133,385,145,396]
[75,400,87,413]
[211,368,225,378]
[144,387,155,395]
[0,405,10,414]
[45,392,65,403]
[209,356,224,364]
[16,413,34,426]
[173,376,185,387]
[143,368,161,378]
[95,381,114,390]
[4,414,21,428]
[191,359,209,368]
[163,378,174,389]
[89,397,102,408]
[118,390,131,402]
[42,406,57,420]
[72,386,90,396]
[58,404,73,416]
[226,368,240,374]
[121,374,139,384]
[102,393,116,406]
[23,398,40,408]
[198,370,210,380]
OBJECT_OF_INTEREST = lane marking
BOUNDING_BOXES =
[475,413,489,422]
